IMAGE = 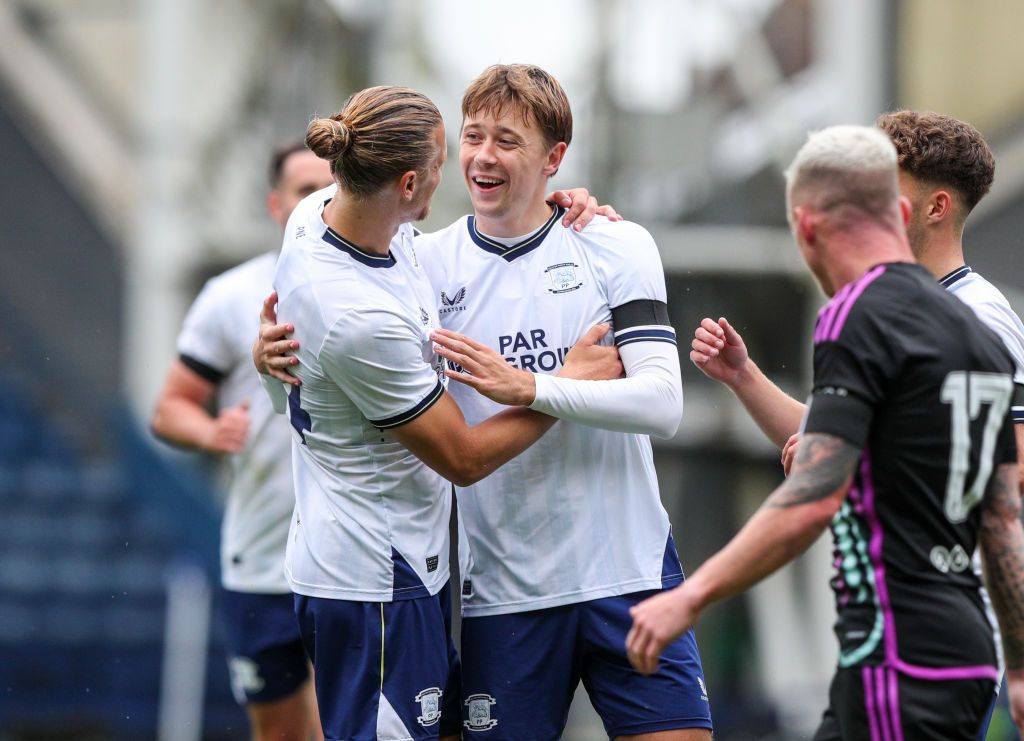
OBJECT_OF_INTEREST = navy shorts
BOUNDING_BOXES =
[219,588,310,705]
[460,589,713,739]
[812,665,994,740]
[294,582,461,741]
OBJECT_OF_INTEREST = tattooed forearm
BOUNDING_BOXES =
[766,433,860,509]
[980,464,1024,670]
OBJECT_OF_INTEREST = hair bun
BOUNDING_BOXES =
[306,116,352,160]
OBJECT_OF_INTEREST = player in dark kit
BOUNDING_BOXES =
[627,125,1024,738]
[807,261,1013,738]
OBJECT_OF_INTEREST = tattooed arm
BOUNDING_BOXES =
[626,433,859,674]
[979,463,1024,733]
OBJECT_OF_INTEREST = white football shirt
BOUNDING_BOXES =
[942,266,1024,393]
[274,188,451,602]
[417,210,682,617]
[177,252,294,593]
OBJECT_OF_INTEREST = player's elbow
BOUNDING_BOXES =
[647,384,683,439]
[980,509,1024,552]
[788,492,845,540]
[444,460,491,488]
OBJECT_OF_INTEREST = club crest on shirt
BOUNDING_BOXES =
[420,307,430,326]
[544,262,583,294]
[440,287,467,314]
[415,687,443,726]
[464,694,497,731]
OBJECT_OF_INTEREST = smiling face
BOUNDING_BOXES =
[459,108,566,236]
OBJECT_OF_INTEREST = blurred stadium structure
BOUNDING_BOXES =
[2,0,1024,738]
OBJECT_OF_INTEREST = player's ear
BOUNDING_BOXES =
[544,142,568,178]
[400,170,417,202]
[927,189,953,223]
[898,195,912,226]
[266,190,284,223]
[795,206,816,245]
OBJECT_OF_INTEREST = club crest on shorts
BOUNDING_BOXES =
[544,262,583,294]
[228,656,265,701]
[415,687,443,726]
[463,693,498,731]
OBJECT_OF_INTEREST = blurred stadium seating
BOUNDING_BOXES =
[0,369,245,739]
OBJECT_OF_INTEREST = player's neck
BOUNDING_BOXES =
[914,231,966,281]
[828,223,914,290]
[322,192,402,256]
[474,200,554,239]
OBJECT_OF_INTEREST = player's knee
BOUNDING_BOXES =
[248,693,317,741]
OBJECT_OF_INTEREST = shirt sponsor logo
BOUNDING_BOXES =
[815,385,849,397]
[440,287,467,314]
[544,262,583,294]
[464,694,498,731]
[930,544,970,573]
[416,687,443,727]
[499,328,570,372]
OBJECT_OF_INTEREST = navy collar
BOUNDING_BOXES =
[938,265,971,288]
[467,204,565,262]
[321,226,397,269]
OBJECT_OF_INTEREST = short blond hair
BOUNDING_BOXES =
[785,125,900,223]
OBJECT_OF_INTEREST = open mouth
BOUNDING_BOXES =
[471,175,505,193]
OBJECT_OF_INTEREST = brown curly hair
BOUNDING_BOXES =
[875,110,995,213]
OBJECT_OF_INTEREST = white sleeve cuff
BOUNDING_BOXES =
[528,340,683,438]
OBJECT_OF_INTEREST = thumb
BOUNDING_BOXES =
[719,317,743,346]
[261,292,279,324]
[577,323,611,346]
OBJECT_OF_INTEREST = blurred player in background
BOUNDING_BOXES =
[628,125,1024,739]
[150,143,332,741]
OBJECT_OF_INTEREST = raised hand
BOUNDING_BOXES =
[690,316,749,387]
[252,291,301,386]
[546,187,623,232]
